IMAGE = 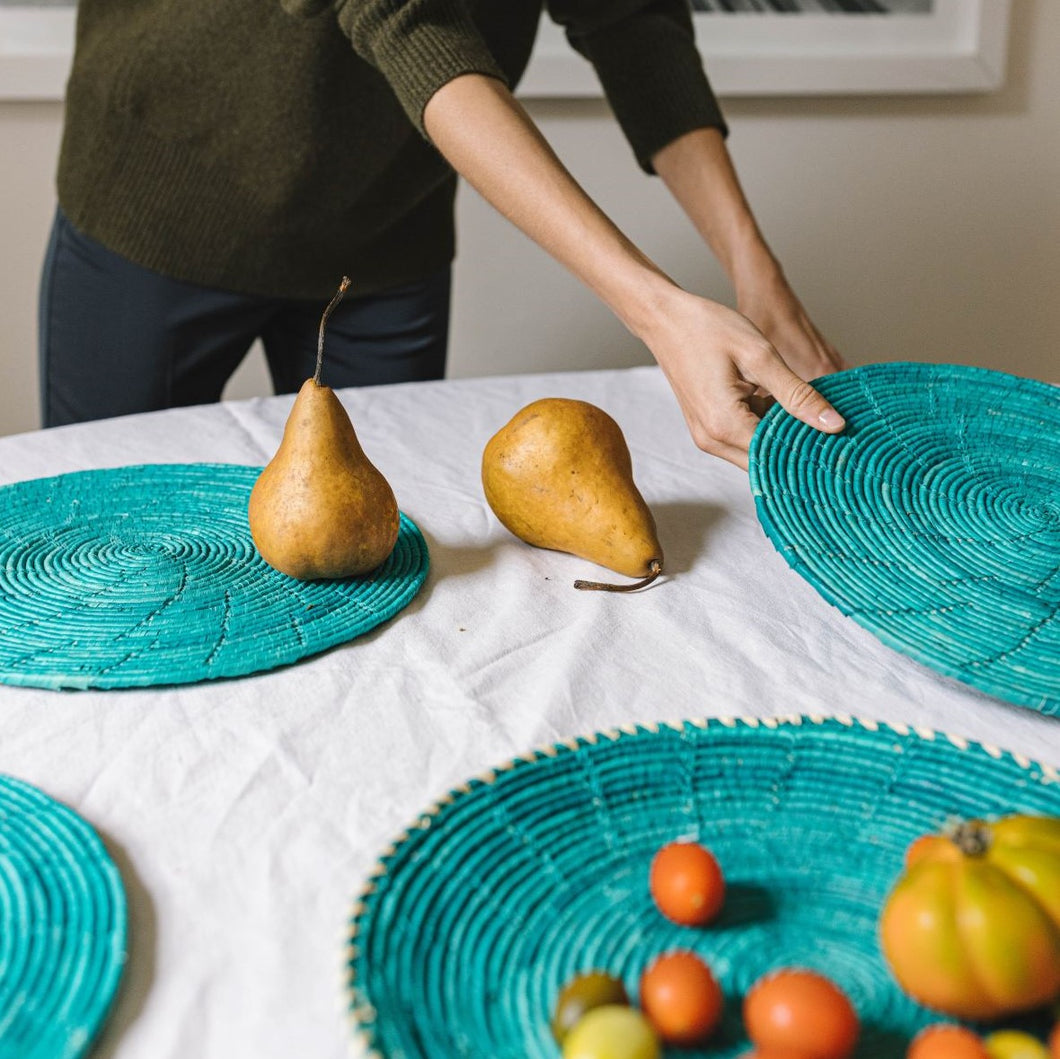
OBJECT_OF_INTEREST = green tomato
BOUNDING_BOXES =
[552,972,630,1044]
[562,1005,661,1059]
[984,1031,1049,1059]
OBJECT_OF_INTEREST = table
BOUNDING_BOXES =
[0,366,1055,1058]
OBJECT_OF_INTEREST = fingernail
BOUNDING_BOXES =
[818,408,845,431]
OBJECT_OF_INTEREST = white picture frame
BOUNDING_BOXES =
[0,0,1011,102]
[520,0,1012,98]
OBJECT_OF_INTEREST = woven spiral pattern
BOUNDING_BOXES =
[0,774,126,1058]
[346,716,1060,1058]
[0,464,428,689]
[749,362,1060,715]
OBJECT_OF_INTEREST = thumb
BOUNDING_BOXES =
[755,357,846,435]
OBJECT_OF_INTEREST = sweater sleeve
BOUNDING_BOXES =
[281,0,507,132]
[547,0,728,173]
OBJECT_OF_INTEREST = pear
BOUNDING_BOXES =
[482,397,663,591]
[248,278,399,580]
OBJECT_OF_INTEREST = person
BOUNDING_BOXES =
[40,0,846,468]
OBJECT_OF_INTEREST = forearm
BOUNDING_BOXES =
[423,73,844,466]
[422,73,677,342]
[651,127,781,293]
[652,126,845,385]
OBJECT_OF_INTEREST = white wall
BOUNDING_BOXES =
[0,0,1056,437]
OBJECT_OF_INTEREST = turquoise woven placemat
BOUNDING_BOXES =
[0,463,428,689]
[749,362,1059,715]
[0,774,126,1058]
[345,716,1060,1059]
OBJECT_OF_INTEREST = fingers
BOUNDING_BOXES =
[685,392,759,470]
[751,355,846,436]
[652,291,845,469]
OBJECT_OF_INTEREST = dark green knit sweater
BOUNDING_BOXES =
[57,0,725,300]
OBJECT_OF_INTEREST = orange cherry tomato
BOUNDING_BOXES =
[743,969,859,1059]
[638,950,723,1046]
[649,842,725,926]
[1050,1022,1060,1059]
[741,1051,813,1059]
[907,1023,990,1059]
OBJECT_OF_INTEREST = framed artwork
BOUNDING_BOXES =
[0,0,1012,101]
[519,0,1012,97]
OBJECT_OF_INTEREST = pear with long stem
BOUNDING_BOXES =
[482,398,663,592]
[248,277,400,580]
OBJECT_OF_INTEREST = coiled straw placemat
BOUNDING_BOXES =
[0,774,126,1058]
[749,362,1059,715]
[0,464,428,689]
[345,715,1060,1058]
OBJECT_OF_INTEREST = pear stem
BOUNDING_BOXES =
[574,559,663,593]
[313,276,352,386]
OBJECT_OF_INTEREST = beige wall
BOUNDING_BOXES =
[0,0,1056,437]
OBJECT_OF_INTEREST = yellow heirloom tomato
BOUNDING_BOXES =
[880,815,1060,1020]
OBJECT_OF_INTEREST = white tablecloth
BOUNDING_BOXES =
[0,366,1056,1058]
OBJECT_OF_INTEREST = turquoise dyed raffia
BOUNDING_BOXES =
[0,464,429,689]
[345,716,1060,1059]
[749,362,1059,715]
[0,774,126,1058]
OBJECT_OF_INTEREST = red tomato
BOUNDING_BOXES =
[741,1051,814,1059]
[649,842,725,926]
[743,969,858,1059]
[638,950,723,1046]
[906,1024,989,1059]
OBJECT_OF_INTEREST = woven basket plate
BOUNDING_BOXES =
[749,362,1060,715]
[0,464,428,689]
[346,716,1060,1058]
[0,774,126,1058]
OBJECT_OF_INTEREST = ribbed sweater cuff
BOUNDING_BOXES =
[570,12,728,174]
[338,0,508,133]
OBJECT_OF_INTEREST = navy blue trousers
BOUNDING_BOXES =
[39,209,451,427]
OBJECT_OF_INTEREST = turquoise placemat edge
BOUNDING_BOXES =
[748,364,1059,717]
[342,714,1060,1059]
[0,463,430,691]
[0,773,127,1059]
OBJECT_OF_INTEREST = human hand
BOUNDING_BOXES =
[641,287,846,470]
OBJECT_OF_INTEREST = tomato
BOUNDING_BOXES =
[649,841,725,926]
[906,1024,989,1059]
[638,950,723,1046]
[743,969,859,1059]
[880,815,1060,1020]
[906,834,957,869]
[984,1031,1050,1059]
[561,1005,660,1059]
[552,972,630,1044]
[907,1024,987,1058]
[1050,1022,1060,1059]
[740,1051,814,1059]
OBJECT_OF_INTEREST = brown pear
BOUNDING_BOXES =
[248,279,400,580]
[482,397,663,591]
